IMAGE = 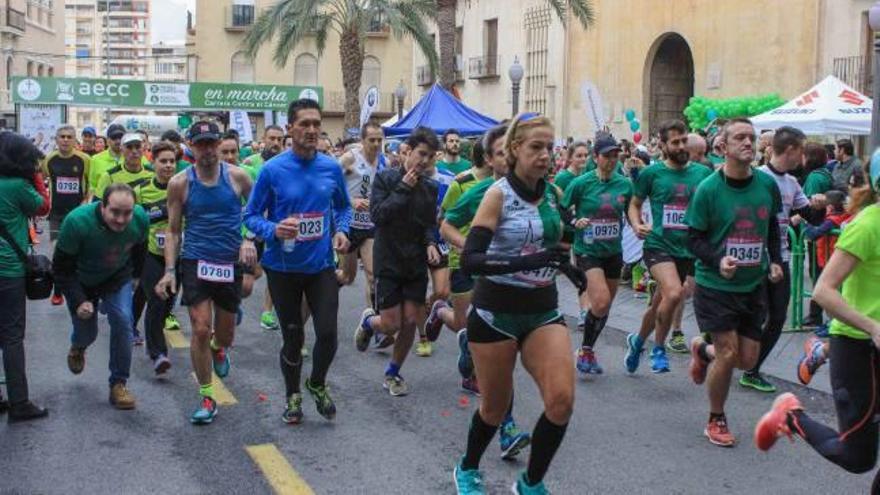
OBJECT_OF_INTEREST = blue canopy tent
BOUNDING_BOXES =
[383,84,499,137]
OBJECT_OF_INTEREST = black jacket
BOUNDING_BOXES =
[370,168,438,279]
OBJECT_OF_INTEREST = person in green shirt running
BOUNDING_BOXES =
[562,135,633,376]
[95,133,154,199]
[553,141,589,193]
[54,183,149,410]
[624,120,713,374]
[684,117,784,447]
[90,124,152,190]
[242,125,285,180]
[437,129,472,175]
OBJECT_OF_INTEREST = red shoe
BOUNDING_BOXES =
[51,294,64,306]
[704,415,736,447]
[754,392,803,451]
[689,338,708,385]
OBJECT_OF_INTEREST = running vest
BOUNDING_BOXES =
[44,150,89,217]
[346,150,381,230]
[181,164,242,264]
[486,177,563,289]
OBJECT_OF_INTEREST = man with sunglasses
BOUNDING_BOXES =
[94,133,154,199]
[89,124,151,191]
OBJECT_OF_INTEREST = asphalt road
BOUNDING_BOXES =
[1,269,875,494]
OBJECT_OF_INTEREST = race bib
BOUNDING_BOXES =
[591,219,620,241]
[56,176,80,195]
[662,204,687,230]
[516,266,557,287]
[196,260,234,283]
[778,218,790,242]
[297,213,325,242]
[437,240,450,256]
[725,236,764,267]
[351,210,373,229]
[155,231,166,250]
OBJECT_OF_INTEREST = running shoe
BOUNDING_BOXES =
[499,419,531,460]
[689,338,708,385]
[190,396,217,425]
[650,346,670,373]
[153,354,171,376]
[50,293,64,306]
[666,331,688,354]
[754,392,803,451]
[457,329,473,379]
[383,374,409,397]
[512,472,550,495]
[704,415,736,447]
[576,346,594,375]
[425,300,448,342]
[354,308,376,352]
[623,333,643,374]
[305,379,336,421]
[461,376,480,396]
[374,333,395,349]
[282,393,304,424]
[132,331,145,347]
[164,314,181,331]
[212,347,231,378]
[813,324,829,338]
[260,311,280,331]
[739,372,776,393]
[415,340,433,357]
[453,461,485,495]
[797,336,826,385]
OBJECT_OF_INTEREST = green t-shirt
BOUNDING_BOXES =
[56,202,149,287]
[438,157,472,175]
[175,160,190,174]
[95,164,154,200]
[803,169,834,198]
[707,152,725,166]
[445,177,494,231]
[134,178,169,257]
[0,178,44,277]
[242,153,266,181]
[685,170,781,293]
[89,150,150,190]
[634,162,713,259]
[239,146,254,161]
[553,169,579,193]
[440,172,481,270]
[561,171,633,258]
[829,204,880,340]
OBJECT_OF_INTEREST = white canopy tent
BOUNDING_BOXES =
[751,75,872,135]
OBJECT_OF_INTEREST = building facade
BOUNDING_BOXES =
[0,0,64,129]
[187,0,414,139]
[148,40,187,82]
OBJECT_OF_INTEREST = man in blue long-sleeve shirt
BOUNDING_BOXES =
[244,99,351,425]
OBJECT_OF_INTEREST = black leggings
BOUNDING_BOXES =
[140,254,176,359]
[751,263,790,374]
[790,337,880,480]
[266,268,339,396]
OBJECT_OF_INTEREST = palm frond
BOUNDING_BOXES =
[543,0,595,29]
[382,0,439,73]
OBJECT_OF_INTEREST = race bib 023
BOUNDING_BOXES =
[662,204,687,231]
[297,213,325,242]
[725,236,764,267]
[56,176,80,195]
[196,260,234,283]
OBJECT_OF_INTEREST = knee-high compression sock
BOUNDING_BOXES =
[581,312,608,348]
[526,413,569,485]
[461,410,499,470]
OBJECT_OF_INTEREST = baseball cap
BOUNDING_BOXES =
[81,126,96,137]
[594,135,621,155]
[121,133,143,146]
[187,121,221,144]
[106,124,126,139]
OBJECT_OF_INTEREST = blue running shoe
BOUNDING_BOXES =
[576,346,593,375]
[499,418,531,460]
[212,347,231,378]
[650,346,670,373]
[457,329,473,379]
[190,396,217,425]
[624,333,643,374]
[453,460,485,495]
[512,472,549,495]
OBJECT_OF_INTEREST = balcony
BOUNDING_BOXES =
[417,65,435,86]
[225,4,254,31]
[468,55,499,80]
[6,7,25,33]
[833,55,872,97]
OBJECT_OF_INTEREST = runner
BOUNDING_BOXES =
[89,124,150,192]
[155,121,255,425]
[54,183,149,410]
[754,154,880,492]
[242,125,285,179]
[79,126,99,156]
[353,127,440,397]
[438,129,472,175]
[562,135,633,375]
[553,141,589,193]
[244,99,351,424]
[684,117,784,447]
[42,125,92,306]
[624,120,712,374]
[452,115,585,495]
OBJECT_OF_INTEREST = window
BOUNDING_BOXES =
[230,51,254,83]
[6,58,13,96]
[484,19,498,64]
[293,53,318,86]
[26,61,34,76]
[37,65,44,77]
[361,56,381,90]
[48,67,54,77]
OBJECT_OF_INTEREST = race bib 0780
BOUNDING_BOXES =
[662,204,687,230]
[297,213,325,241]
[56,176,80,194]
[725,236,763,267]
[591,219,620,241]
[196,260,234,283]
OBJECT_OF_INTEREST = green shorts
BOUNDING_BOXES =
[469,307,565,344]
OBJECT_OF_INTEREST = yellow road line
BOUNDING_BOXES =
[245,444,315,495]
[164,330,189,349]
[190,372,238,406]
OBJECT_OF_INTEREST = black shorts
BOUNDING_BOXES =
[450,269,475,295]
[374,274,428,310]
[693,284,765,341]
[643,248,694,283]
[576,253,624,279]
[180,259,243,313]
[346,228,374,254]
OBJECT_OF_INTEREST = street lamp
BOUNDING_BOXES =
[870,2,880,150]
[509,56,524,117]
[394,79,407,121]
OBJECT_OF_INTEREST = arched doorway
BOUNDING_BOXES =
[644,33,694,133]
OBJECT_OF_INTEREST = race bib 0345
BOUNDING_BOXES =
[725,236,763,267]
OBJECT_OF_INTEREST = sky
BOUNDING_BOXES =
[152,0,196,44]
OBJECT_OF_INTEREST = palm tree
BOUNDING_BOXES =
[243,0,439,131]
[436,0,595,90]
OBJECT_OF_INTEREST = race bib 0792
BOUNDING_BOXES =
[662,204,687,230]
[725,236,764,267]
[297,213,325,242]
[591,219,620,241]
[196,260,234,283]
[56,176,80,194]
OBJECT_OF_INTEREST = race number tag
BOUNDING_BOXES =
[778,218,790,242]
[297,213,325,241]
[725,236,764,267]
[155,231,166,250]
[662,204,687,230]
[351,210,373,229]
[591,219,620,241]
[437,240,450,256]
[56,176,80,194]
[516,266,557,286]
[197,260,234,283]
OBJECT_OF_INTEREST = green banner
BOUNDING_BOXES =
[11,77,322,111]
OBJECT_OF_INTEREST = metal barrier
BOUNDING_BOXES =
[786,225,841,333]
